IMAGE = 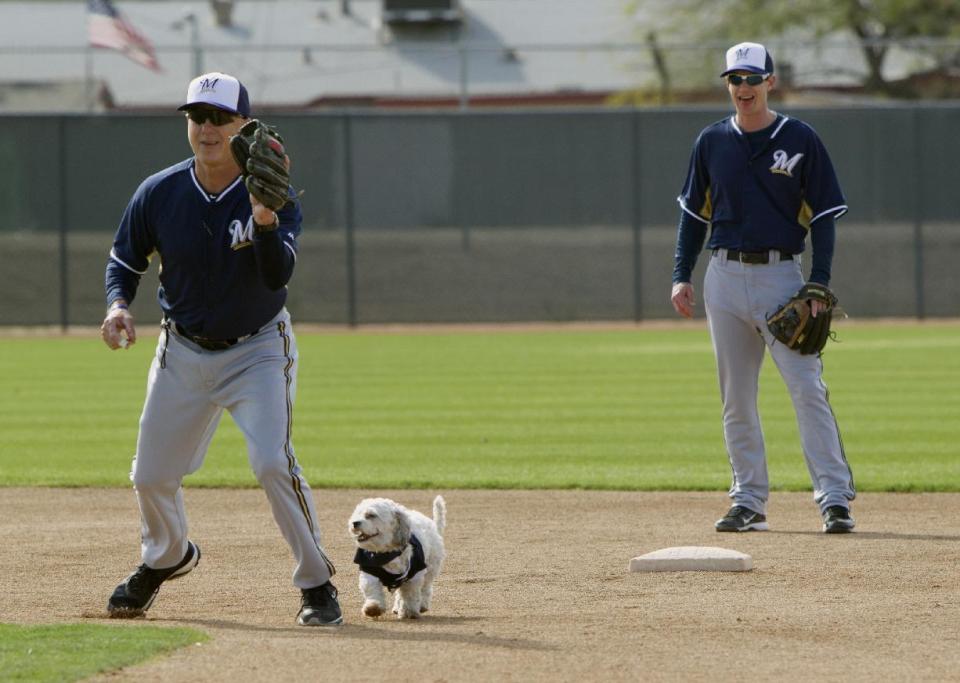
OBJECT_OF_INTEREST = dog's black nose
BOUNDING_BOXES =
[352,520,362,529]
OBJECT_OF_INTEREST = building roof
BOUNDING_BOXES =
[0,0,656,110]
[2,1,942,112]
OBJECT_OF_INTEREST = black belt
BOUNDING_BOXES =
[713,248,795,264]
[174,323,259,351]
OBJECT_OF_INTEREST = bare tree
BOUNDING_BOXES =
[628,0,960,96]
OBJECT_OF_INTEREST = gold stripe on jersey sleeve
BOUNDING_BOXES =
[798,200,813,230]
[699,188,713,221]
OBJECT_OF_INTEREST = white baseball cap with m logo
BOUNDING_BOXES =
[721,42,775,76]
[177,72,251,117]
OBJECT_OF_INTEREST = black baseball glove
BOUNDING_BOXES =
[766,283,839,355]
[229,119,290,211]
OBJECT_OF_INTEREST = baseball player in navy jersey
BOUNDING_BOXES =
[99,72,343,624]
[670,43,856,534]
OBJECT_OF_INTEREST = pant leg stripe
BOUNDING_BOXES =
[276,321,337,577]
[820,356,856,497]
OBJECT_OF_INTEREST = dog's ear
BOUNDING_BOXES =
[392,509,412,547]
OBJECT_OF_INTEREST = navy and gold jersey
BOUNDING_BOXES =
[677,114,847,254]
[105,158,302,339]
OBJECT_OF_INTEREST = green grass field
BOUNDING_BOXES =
[1,322,958,681]
[0,322,958,491]
[0,624,207,682]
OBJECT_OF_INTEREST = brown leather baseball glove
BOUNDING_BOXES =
[766,283,839,355]
[229,119,290,211]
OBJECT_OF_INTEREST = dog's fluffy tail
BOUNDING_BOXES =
[432,495,446,536]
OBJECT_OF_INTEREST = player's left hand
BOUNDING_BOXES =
[249,197,277,228]
[766,282,839,355]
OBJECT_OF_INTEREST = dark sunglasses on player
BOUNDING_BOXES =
[185,108,237,126]
[726,73,769,86]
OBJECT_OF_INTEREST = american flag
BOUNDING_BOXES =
[87,0,161,72]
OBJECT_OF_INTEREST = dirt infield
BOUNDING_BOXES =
[2,488,959,681]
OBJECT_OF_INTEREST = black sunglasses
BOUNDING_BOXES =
[185,108,237,126]
[726,73,769,87]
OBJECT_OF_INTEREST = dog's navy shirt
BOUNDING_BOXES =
[354,534,427,590]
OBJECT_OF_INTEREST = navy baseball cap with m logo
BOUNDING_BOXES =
[721,42,775,76]
[177,72,250,117]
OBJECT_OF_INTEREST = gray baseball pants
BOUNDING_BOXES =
[130,308,335,588]
[703,250,855,515]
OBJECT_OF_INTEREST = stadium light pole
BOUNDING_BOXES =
[456,25,468,110]
[172,13,203,77]
[84,49,95,113]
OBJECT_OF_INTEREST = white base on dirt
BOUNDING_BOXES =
[629,546,752,572]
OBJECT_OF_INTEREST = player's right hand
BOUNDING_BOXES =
[671,282,696,319]
[101,305,136,350]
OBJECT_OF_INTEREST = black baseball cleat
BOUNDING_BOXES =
[715,505,769,532]
[107,541,201,618]
[297,582,343,626]
[822,505,856,534]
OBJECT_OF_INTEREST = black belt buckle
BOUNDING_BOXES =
[194,338,236,351]
[174,323,240,351]
[737,250,770,264]
[715,249,792,264]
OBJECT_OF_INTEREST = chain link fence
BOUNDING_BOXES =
[1,105,958,327]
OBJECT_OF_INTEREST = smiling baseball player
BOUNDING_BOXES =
[100,72,343,624]
[670,42,856,534]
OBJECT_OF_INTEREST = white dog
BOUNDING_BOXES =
[348,496,446,619]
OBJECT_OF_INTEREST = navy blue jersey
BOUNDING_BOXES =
[677,114,847,254]
[105,158,302,339]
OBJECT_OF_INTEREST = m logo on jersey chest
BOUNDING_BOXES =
[770,150,803,177]
[229,218,254,250]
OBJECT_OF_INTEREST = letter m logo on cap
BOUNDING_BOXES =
[199,77,220,93]
[736,47,751,61]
